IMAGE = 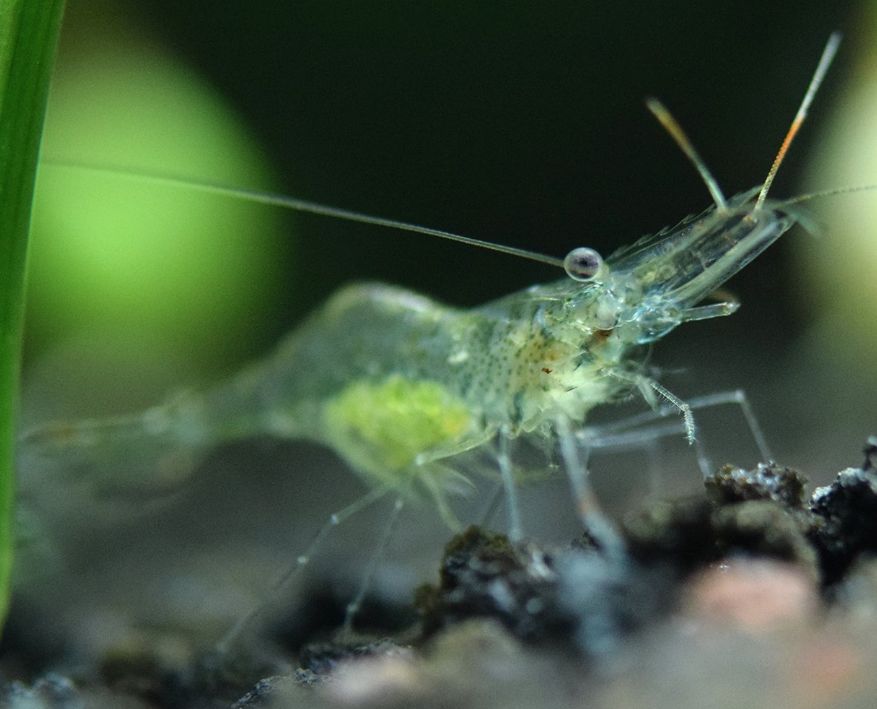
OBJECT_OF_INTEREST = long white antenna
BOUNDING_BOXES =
[40,160,566,270]
[755,32,842,210]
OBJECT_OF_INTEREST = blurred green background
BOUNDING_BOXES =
[15,0,877,650]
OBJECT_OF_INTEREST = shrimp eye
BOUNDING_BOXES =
[563,247,603,282]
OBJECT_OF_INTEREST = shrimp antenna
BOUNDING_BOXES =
[755,32,842,210]
[645,97,728,211]
[39,160,565,269]
[780,183,877,208]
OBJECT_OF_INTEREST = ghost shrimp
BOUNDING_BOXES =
[20,33,842,642]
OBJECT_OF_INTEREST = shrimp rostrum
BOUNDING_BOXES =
[19,35,842,617]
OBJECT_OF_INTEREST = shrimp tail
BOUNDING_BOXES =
[17,389,215,508]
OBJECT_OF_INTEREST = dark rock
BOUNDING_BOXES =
[416,526,672,655]
[298,638,410,676]
[809,465,877,585]
[416,526,571,644]
[626,466,816,578]
[624,497,718,572]
[705,463,807,510]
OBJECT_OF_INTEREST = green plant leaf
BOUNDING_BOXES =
[0,0,66,630]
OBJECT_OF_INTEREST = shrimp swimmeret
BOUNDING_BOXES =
[19,34,845,633]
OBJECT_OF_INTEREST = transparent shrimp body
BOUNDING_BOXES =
[16,188,796,513]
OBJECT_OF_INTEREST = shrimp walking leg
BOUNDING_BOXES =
[609,372,708,472]
[555,416,626,560]
[579,430,668,498]
[419,463,467,531]
[581,388,772,476]
[497,428,523,542]
[686,390,772,464]
[640,378,697,446]
[476,480,505,529]
[216,483,390,653]
[341,496,405,634]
